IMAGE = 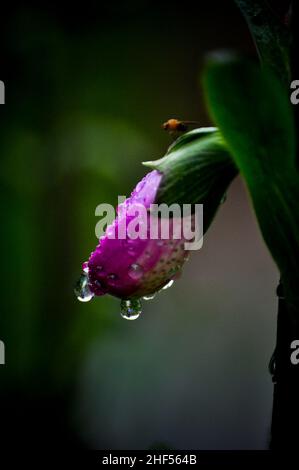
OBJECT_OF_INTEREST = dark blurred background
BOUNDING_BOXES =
[0,0,283,449]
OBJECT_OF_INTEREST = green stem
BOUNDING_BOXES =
[270,0,299,449]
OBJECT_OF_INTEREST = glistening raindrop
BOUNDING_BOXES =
[74,273,94,302]
[128,263,143,280]
[120,299,142,320]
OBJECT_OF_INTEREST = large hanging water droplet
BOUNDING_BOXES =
[120,299,142,320]
[74,273,94,302]
[128,263,143,280]
[143,293,156,300]
[162,279,174,290]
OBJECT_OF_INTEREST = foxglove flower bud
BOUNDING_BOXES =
[75,170,194,319]
[75,128,237,319]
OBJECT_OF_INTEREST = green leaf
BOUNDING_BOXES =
[203,54,299,310]
[143,128,238,232]
[235,0,291,85]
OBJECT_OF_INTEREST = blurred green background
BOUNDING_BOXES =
[0,1,280,449]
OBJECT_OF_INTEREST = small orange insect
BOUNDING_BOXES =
[162,118,200,134]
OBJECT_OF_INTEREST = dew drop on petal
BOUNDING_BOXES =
[107,273,118,285]
[74,273,94,302]
[120,299,142,320]
[162,279,174,290]
[128,263,143,280]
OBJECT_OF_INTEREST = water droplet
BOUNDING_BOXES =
[74,274,94,302]
[143,293,156,300]
[128,263,143,280]
[162,279,174,290]
[107,273,118,285]
[120,299,142,320]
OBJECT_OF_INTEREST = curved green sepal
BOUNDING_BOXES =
[143,129,238,233]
